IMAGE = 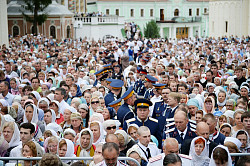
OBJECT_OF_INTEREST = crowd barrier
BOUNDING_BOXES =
[0,157,140,166]
[0,154,249,166]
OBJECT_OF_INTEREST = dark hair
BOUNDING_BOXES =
[177,83,187,91]
[1,81,9,88]
[211,63,218,69]
[55,87,66,97]
[206,70,213,75]
[236,155,250,166]
[163,153,182,166]
[44,109,52,114]
[241,111,250,122]
[20,123,35,134]
[48,72,56,77]
[31,77,39,83]
[102,142,119,155]
[168,63,175,69]
[70,161,87,166]
[213,147,228,164]
[39,153,62,166]
[236,130,247,137]
[22,85,33,93]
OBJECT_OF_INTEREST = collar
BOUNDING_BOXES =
[138,142,148,149]
[137,116,148,123]
[56,113,61,119]
[177,127,188,138]
[170,105,178,111]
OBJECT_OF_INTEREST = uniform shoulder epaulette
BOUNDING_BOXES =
[179,154,192,160]
[149,154,163,163]
[189,119,197,125]
[190,123,197,129]
[190,128,196,132]
[165,127,175,134]
[165,117,174,122]
[165,121,175,128]
[149,117,158,123]
[126,118,136,123]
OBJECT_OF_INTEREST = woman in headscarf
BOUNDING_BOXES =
[0,136,9,157]
[224,137,242,165]
[10,77,20,95]
[209,145,232,166]
[103,120,121,135]
[23,104,45,134]
[59,106,77,130]
[1,121,21,157]
[37,97,50,112]
[78,104,90,128]
[0,99,8,109]
[89,121,105,146]
[115,130,136,156]
[58,139,76,165]
[204,97,216,114]
[216,90,227,113]
[29,91,41,105]
[43,109,56,126]
[49,100,64,124]
[12,102,24,124]
[234,130,250,153]
[75,128,96,165]
[126,146,148,166]
[220,123,232,137]
[187,98,200,120]
[189,136,210,166]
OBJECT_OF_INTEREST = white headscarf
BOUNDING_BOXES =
[189,136,210,166]
[209,145,232,166]
[59,139,76,164]
[233,130,250,152]
[89,121,105,146]
[7,122,21,148]
[0,99,8,107]
[115,129,130,146]
[31,91,41,101]
[23,104,39,123]
[37,97,50,107]
[78,128,94,162]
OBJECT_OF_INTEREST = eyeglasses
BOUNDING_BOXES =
[91,101,99,104]
[106,126,116,130]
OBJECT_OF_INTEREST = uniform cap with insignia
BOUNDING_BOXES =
[108,98,122,107]
[153,83,166,89]
[145,75,158,83]
[94,69,104,76]
[139,69,147,75]
[135,99,152,108]
[103,63,112,69]
[121,86,135,100]
[110,79,124,89]
[106,78,115,84]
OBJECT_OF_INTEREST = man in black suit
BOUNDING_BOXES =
[180,122,217,157]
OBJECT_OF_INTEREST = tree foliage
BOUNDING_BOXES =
[144,20,160,38]
[22,0,52,35]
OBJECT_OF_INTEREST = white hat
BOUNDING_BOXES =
[224,137,242,150]
[64,128,76,137]
[223,110,235,119]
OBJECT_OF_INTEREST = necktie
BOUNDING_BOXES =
[180,133,184,140]
[146,148,151,159]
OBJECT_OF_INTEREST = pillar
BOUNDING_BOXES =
[0,0,9,47]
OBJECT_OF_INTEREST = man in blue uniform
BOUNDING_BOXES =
[164,111,196,145]
[134,69,147,98]
[93,69,104,86]
[151,86,170,119]
[117,86,136,126]
[108,98,122,119]
[144,75,158,100]
[123,99,162,148]
[104,79,124,107]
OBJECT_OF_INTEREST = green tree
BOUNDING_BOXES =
[22,0,52,35]
[144,20,160,38]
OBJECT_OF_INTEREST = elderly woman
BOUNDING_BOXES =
[58,139,76,165]
[126,146,147,166]
[115,130,136,156]
[75,128,95,165]
[127,124,139,143]
[90,97,100,113]
[232,109,245,134]
[70,112,85,134]
[224,137,242,165]
[60,106,77,130]
[44,136,59,154]
[89,121,105,146]
[63,128,76,143]
[189,136,210,166]
[2,122,21,157]
[234,130,250,153]
[103,120,120,135]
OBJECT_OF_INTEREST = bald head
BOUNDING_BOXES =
[105,134,119,146]
[195,122,210,140]
[163,138,179,155]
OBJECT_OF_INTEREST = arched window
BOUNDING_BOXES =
[50,26,56,38]
[13,26,19,37]
[174,9,179,17]
[67,25,71,38]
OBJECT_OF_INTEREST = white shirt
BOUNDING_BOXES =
[177,127,188,140]
[58,100,70,114]
[135,142,161,162]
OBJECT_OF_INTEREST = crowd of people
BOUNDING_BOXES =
[124,22,141,40]
[0,34,250,166]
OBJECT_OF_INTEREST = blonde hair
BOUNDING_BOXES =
[2,121,15,132]
[48,136,59,145]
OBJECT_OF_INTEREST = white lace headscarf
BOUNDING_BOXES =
[209,145,232,166]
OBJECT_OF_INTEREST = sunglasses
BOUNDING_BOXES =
[91,101,99,104]
[106,126,116,130]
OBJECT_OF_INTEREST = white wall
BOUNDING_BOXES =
[76,24,124,40]
[0,0,9,47]
[209,0,249,38]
